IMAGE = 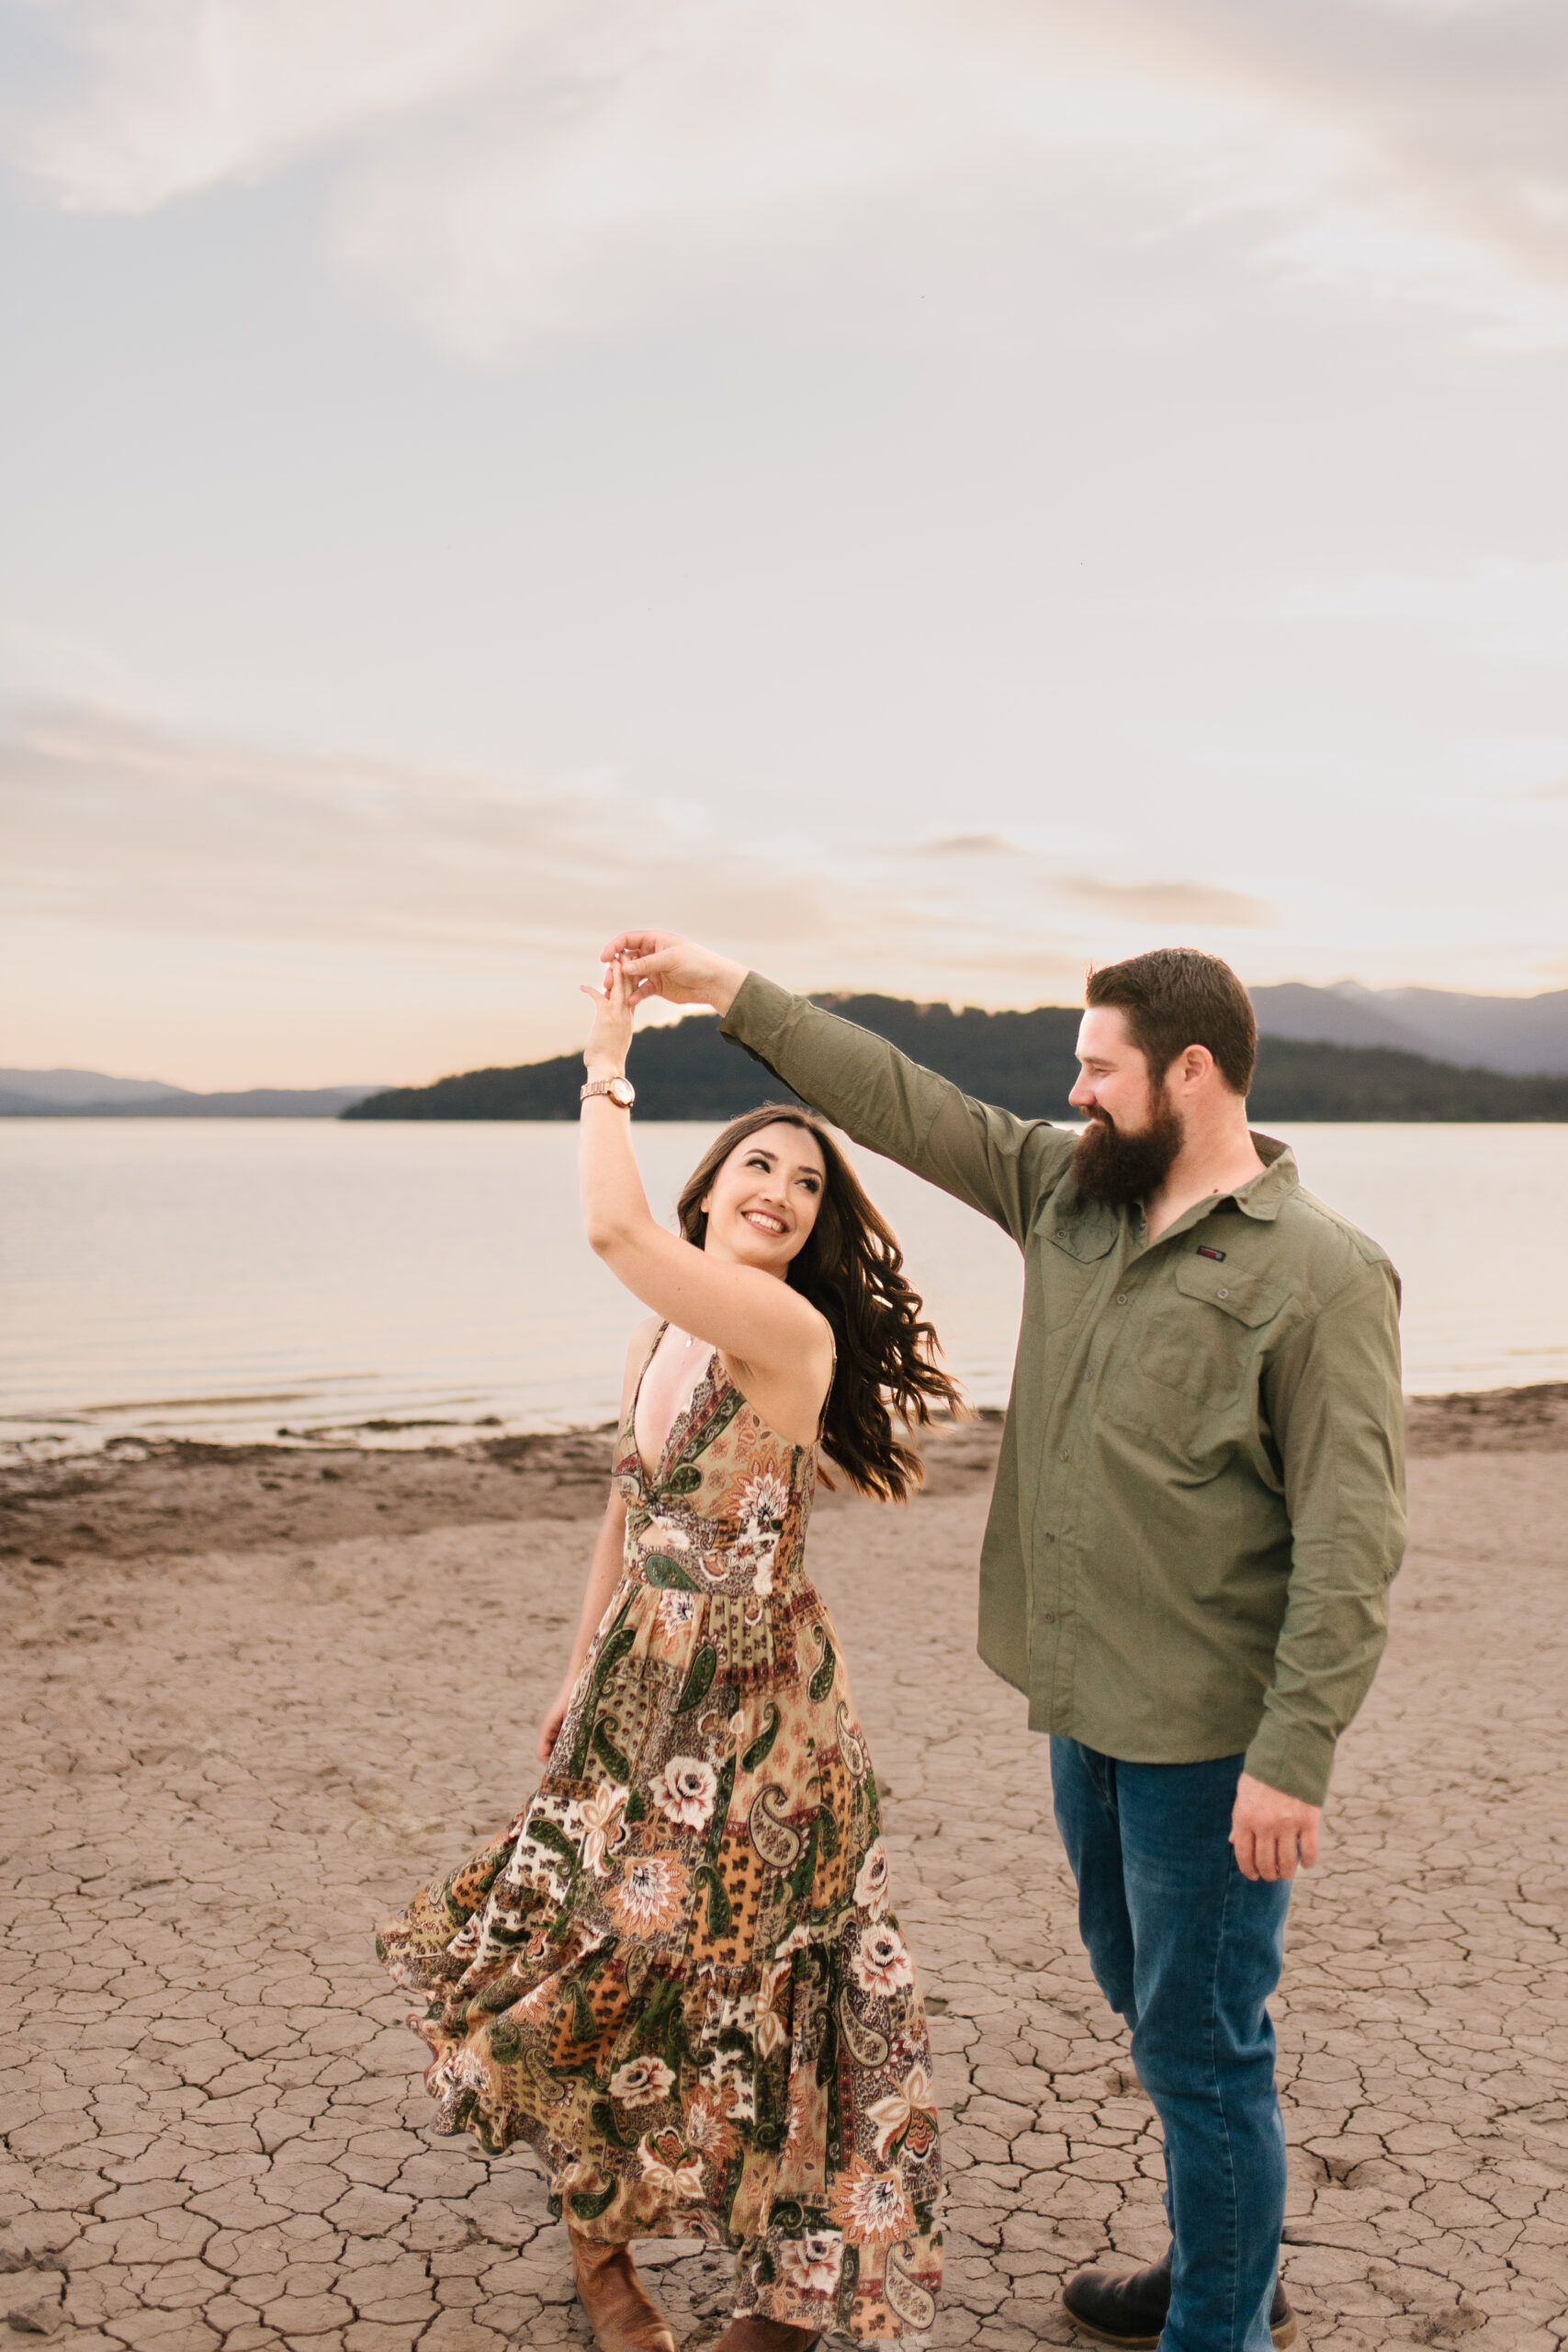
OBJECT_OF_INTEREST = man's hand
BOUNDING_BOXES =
[1230,1771,1321,1882]
[600,932,746,1016]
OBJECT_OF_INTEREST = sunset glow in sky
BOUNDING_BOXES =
[3,2,1567,1087]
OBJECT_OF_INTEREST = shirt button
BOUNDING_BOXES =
[1115,1293,1129,1306]
[1043,1532,1055,1544]
[1216,1286,1229,1299]
[1060,1451,1069,1463]
[1042,1611,1057,1626]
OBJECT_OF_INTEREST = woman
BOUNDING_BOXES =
[378,959,960,2352]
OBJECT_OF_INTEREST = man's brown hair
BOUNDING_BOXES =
[1086,947,1257,1095]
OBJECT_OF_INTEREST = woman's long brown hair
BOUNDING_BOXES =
[675,1103,966,1503]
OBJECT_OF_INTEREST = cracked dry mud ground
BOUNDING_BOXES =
[4,1415,1566,2352]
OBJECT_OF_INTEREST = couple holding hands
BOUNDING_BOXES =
[379,933,1404,2352]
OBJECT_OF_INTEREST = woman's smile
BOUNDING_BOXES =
[696,1125,827,1269]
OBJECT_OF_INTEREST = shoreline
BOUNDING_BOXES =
[3,1381,1565,1570]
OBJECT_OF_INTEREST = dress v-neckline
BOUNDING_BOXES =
[631,1321,719,1487]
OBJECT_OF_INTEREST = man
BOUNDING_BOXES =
[602,932,1406,2352]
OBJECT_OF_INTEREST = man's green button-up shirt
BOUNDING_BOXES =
[722,976,1406,1806]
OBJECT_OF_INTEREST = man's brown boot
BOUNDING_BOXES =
[1063,2250,1297,2349]
[569,2233,678,2352]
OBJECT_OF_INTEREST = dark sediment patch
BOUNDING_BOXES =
[1404,1378,1568,1456]
[1,1388,1560,1566]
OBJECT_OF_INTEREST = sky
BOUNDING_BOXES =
[2,0,1567,1089]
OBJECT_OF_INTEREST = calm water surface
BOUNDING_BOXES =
[2,1121,1564,1452]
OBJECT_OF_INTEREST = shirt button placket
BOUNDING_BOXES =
[1039,1523,1060,1647]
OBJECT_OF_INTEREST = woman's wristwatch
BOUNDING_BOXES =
[581,1074,636,1109]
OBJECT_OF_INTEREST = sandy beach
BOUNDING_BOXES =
[3,1391,1566,2352]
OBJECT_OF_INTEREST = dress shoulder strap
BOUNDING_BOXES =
[626,1319,668,1433]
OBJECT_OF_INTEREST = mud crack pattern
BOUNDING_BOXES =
[3,1436,1564,2349]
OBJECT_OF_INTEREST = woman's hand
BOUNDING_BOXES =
[536,1674,576,1765]
[581,955,639,1080]
[599,932,745,1016]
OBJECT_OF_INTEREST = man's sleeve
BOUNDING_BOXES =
[720,974,1076,1246]
[1248,1258,1407,1805]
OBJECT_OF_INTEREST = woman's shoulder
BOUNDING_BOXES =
[625,1312,663,1367]
[722,1304,835,1439]
[734,1299,835,1373]
[616,1316,663,1415]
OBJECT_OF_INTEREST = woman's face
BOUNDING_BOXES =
[699,1122,828,1274]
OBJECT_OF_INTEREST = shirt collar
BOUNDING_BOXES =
[1232,1132,1298,1222]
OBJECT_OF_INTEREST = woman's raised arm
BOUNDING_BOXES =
[578,962,833,1387]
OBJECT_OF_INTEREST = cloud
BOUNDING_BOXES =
[1056,876,1276,928]
[0,698,858,957]
[7,2,1568,347]
[323,3,1127,349]
[913,833,1020,859]
[1091,1,1568,327]
[0,701,1090,1038]
[0,697,913,1078]
[1295,556,1568,662]
[6,702,1556,1080]
[0,0,527,212]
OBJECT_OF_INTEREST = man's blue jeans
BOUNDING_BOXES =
[1050,1740,1292,2352]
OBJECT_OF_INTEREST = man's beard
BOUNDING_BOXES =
[1073,1094,1184,1206]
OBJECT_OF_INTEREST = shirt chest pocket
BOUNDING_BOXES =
[1135,1258,1288,1411]
[1039,1202,1118,1303]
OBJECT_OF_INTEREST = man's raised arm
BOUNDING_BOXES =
[605,931,1074,1245]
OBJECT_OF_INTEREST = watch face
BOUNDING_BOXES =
[609,1076,636,1107]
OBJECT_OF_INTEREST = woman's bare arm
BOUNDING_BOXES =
[579,963,833,1388]
[534,1319,651,1763]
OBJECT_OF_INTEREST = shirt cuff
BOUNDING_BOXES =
[1242,1717,1336,1809]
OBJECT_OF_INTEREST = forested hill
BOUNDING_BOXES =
[344,996,1568,1123]
[344,995,1038,1121]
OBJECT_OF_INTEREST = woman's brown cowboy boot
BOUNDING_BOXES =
[709,2322,822,2352]
[569,2233,678,2352]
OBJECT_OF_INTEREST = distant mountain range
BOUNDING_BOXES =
[1248,983,1568,1075]
[0,1069,383,1117]
[345,990,1568,1125]
[10,981,1567,1120]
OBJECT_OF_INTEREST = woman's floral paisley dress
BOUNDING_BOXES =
[377,1333,943,2339]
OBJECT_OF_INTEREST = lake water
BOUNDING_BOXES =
[2,1120,1565,1453]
